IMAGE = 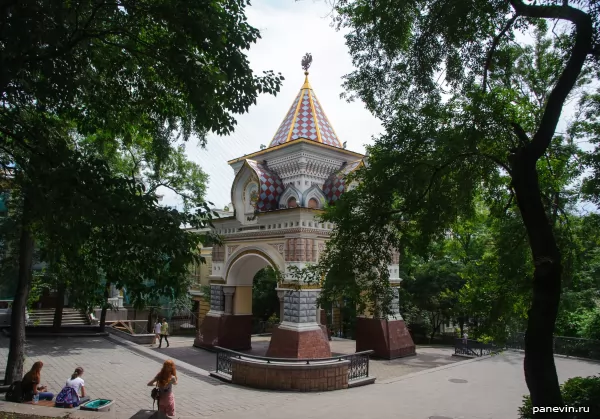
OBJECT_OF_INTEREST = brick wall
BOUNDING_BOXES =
[231,358,349,391]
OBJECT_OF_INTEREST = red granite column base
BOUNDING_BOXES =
[355,317,416,359]
[194,314,252,351]
[194,314,220,350]
[319,309,332,340]
[266,326,331,359]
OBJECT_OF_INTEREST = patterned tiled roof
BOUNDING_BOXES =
[322,160,363,205]
[269,72,343,148]
[246,160,284,211]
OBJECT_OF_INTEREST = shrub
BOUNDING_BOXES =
[518,375,600,418]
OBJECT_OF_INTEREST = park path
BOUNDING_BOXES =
[1,334,598,418]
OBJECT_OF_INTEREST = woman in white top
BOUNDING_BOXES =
[154,320,162,346]
[66,367,90,403]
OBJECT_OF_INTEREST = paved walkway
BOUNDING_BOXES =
[1,334,599,419]
[145,336,459,382]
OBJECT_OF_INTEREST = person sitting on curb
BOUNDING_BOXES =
[65,366,90,404]
[22,361,54,402]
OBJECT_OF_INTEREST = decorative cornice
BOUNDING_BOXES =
[227,138,364,165]
[221,227,331,240]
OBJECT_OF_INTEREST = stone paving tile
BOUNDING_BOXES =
[2,334,598,419]
[142,335,459,383]
[204,351,600,419]
[0,335,308,419]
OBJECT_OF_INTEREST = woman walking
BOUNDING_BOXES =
[153,319,162,347]
[158,318,169,348]
[147,359,177,417]
[22,361,54,402]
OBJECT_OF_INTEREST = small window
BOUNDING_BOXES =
[308,198,319,209]
[287,197,298,208]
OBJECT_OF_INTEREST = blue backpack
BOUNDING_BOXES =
[55,386,80,408]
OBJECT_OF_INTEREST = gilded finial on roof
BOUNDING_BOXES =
[301,53,313,74]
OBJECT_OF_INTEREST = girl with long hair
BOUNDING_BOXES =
[22,361,54,401]
[147,359,178,417]
[64,366,90,403]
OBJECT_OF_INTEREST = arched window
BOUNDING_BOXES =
[287,197,298,208]
[308,198,319,209]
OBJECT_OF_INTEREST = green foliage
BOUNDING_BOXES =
[323,1,600,407]
[200,285,212,304]
[252,267,280,321]
[401,260,465,340]
[519,375,600,418]
[0,0,284,320]
[581,309,600,340]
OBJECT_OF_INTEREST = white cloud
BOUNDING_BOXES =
[160,0,382,209]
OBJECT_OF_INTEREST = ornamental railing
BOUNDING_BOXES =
[506,332,600,361]
[213,346,373,383]
[454,338,501,357]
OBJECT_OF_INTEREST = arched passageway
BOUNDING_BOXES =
[195,248,284,351]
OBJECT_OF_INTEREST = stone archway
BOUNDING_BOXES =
[195,246,284,351]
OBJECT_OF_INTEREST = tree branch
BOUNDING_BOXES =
[385,151,511,216]
[509,0,593,162]
[483,14,519,93]
[511,122,530,145]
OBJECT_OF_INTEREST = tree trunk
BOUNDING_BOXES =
[52,283,66,330]
[98,282,111,332]
[147,308,154,333]
[511,151,564,417]
[4,194,34,385]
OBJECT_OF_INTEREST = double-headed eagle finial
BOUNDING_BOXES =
[301,53,313,74]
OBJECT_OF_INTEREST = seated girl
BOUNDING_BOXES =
[65,367,90,403]
[22,361,54,402]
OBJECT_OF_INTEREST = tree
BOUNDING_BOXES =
[0,0,283,383]
[402,260,465,341]
[252,267,280,321]
[325,0,599,414]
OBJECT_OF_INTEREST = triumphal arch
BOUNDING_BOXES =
[194,62,415,359]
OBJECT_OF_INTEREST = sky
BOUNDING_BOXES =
[160,0,382,209]
[159,1,593,213]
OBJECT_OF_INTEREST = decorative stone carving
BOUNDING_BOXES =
[227,245,239,257]
[389,287,402,320]
[285,238,317,262]
[317,242,325,256]
[222,286,236,315]
[283,290,319,323]
[210,285,224,312]
[212,245,225,262]
[269,243,285,257]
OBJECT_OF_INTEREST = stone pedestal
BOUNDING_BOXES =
[266,325,331,358]
[266,288,331,358]
[355,317,415,359]
[355,287,415,359]
[194,284,252,351]
[194,314,253,351]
